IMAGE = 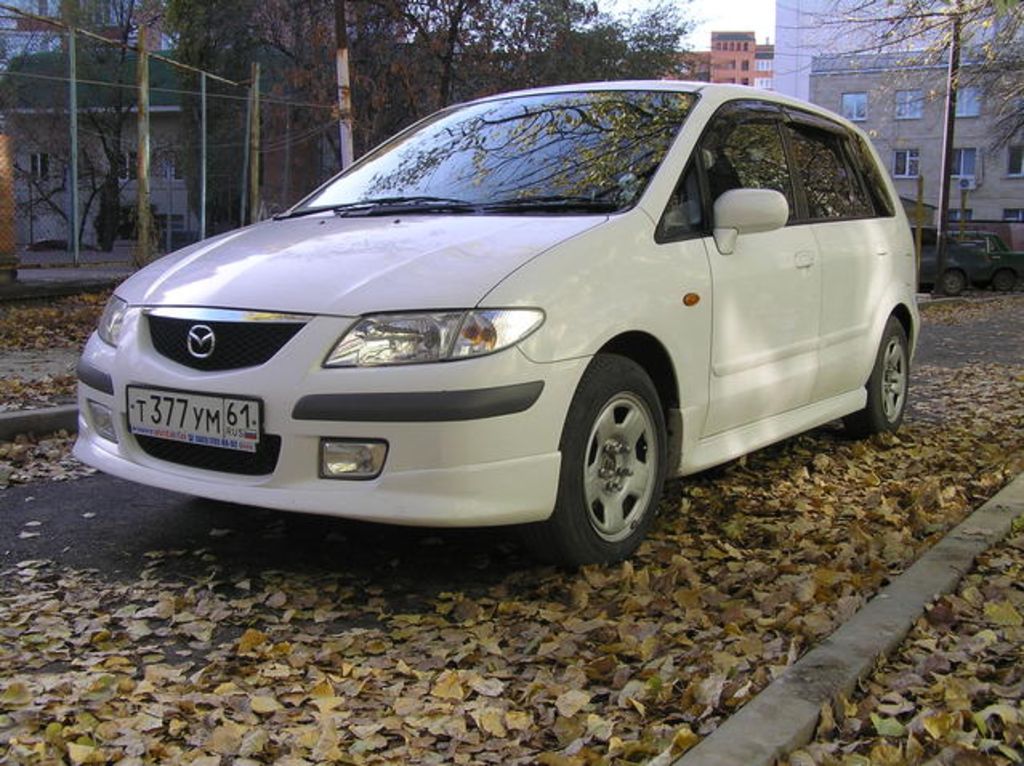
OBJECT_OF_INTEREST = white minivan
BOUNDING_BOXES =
[75,82,918,566]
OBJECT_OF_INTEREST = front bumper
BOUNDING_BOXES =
[73,312,587,526]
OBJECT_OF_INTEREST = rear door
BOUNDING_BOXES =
[782,116,900,401]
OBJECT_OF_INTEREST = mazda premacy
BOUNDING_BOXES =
[75,82,918,565]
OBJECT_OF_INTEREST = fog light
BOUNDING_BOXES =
[320,439,387,479]
[86,399,118,443]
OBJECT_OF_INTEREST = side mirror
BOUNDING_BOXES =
[713,188,789,255]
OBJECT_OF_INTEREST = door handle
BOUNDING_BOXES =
[795,250,815,269]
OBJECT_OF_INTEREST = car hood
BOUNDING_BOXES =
[116,214,606,315]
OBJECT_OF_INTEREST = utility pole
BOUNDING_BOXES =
[136,27,152,266]
[334,0,354,170]
[933,2,962,296]
[248,62,261,224]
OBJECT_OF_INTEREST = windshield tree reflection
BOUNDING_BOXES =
[300,91,697,213]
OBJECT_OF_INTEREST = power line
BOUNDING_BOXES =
[0,2,241,86]
[0,68,337,110]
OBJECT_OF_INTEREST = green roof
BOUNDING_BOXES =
[2,46,192,110]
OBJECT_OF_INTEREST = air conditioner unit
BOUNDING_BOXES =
[957,176,977,191]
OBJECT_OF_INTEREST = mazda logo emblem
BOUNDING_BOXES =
[187,324,216,359]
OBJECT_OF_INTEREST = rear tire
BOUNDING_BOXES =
[992,268,1017,293]
[520,354,667,567]
[939,269,967,296]
[844,316,909,438]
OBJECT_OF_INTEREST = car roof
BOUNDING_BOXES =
[461,80,863,135]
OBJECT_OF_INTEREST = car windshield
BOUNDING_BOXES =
[293,90,696,216]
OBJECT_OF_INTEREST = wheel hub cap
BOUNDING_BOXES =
[583,393,658,542]
[881,338,906,421]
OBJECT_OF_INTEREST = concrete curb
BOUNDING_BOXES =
[916,291,1024,306]
[0,278,122,303]
[0,405,79,442]
[675,471,1024,766]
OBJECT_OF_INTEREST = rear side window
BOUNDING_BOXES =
[786,124,874,221]
[700,115,795,216]
[848,134,896,217]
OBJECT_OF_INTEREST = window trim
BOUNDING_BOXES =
[955,86,981,118]
[951,147,978,177]
[894,90,924,120]
[892,148,920,179]
[1008,146,1024,177]
[840,92,868,122]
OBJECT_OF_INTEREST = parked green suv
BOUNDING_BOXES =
[919,231,1024,295]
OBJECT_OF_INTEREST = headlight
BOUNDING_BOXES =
[324,309,544,367]
[97,295,128,347]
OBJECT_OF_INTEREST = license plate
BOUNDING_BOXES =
[127,386,261,453]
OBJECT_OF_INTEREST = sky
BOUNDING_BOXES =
[606,0,777,49]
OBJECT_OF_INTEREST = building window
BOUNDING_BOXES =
[1009,146,1024,176]
[895,90,923,119]
[29,152,49,180]
[741,60,750,71]
[948,208,973,221]
[91,0,119,26]
[841,92,867,121]
[956,87,981,117]
[156,150,184,180]
[893,149,920,178]
[1003,209,1024,221]
[754,78,773,89]
[756,59,772,71]
[951,147,977,177]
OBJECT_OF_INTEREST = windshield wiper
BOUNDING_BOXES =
[476,195,621,214]
[276,196,479,220]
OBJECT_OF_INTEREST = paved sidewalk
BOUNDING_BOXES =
[675,472,1024,766]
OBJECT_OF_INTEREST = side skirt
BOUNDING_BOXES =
[678,389,867,476]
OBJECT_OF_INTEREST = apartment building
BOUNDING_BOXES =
[809,51,1023,225]
[684,32,773,89]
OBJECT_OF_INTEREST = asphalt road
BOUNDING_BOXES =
[2,295,1022,586]
[914,296,1024,368]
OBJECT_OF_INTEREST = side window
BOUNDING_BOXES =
[656,163,704,243]
[786,124,873,220]
[699,114,795,216]
[849,134,896,217]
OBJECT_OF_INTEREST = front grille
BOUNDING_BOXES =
[135,434,282,476]
[148,315,304,371]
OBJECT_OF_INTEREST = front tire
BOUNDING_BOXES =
[521,354,668,566]
[844,316,909,438]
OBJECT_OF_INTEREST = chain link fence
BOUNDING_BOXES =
[0,9,342,271]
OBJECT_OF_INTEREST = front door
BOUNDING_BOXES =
[700,105,822,436]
